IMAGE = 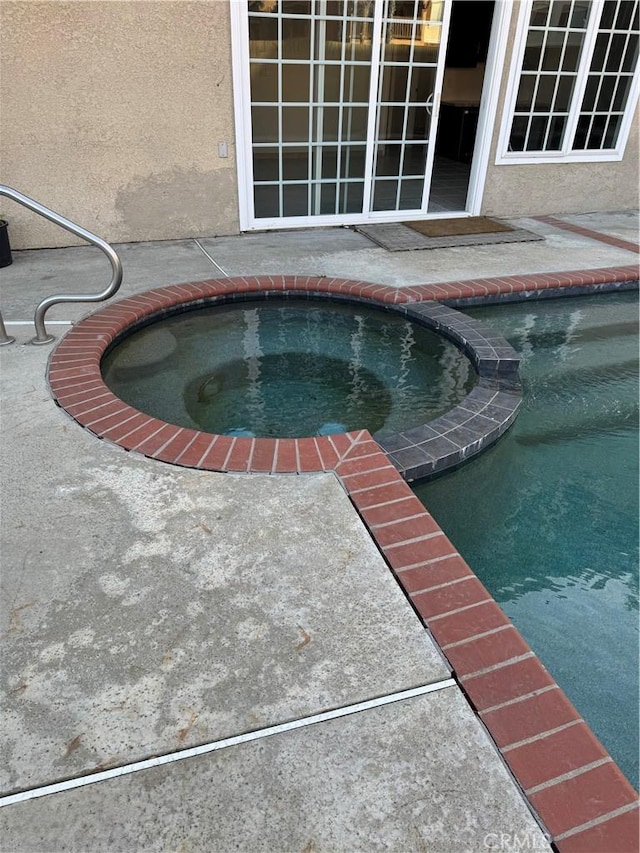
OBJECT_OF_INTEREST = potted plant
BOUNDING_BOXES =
[0,217,12,267]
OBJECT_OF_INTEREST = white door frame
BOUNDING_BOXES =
[230,0,512,230]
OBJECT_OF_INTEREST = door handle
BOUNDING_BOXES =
[425,93,434,115]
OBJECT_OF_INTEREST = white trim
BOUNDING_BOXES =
[495,0,640,165]
[419,2,453,212]
[231,0,513,229]
[465,0,513,214]
[0,680,456,808]
[230,0,253,231]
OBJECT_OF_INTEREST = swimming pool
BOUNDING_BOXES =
[413,292,639,788]
[101,298,475,439]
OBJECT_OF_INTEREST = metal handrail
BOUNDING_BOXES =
[0,186,123,344]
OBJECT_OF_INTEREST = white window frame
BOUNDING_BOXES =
[496,0,640,165]
[230,0,513,230]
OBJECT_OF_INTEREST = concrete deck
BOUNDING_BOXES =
[1,211,638,851]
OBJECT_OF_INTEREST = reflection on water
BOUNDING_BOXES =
[414,292,639,788]
[102,299,475,439]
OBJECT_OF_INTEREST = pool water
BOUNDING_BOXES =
[413,292,639,788]
[102,299,475,439]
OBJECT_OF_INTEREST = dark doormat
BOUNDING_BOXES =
[355,217,543,251]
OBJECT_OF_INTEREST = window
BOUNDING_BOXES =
[498,0,640,162]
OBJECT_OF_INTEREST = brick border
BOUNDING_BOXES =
[339,434,639,852]
[536,215,640,255]
[47,272,639,849]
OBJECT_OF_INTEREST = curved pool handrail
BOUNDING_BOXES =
[0,185,123,344]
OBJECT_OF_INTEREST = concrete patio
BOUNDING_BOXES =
[1,211,638,851]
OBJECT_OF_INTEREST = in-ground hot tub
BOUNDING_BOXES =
[48,277,522,480]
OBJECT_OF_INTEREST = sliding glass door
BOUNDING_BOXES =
[234,0,452,227]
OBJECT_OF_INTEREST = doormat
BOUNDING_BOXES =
[355,218,543,252]
[406,216,515,237]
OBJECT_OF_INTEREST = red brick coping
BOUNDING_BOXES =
[48,273,639,850]
[536,215,640,255]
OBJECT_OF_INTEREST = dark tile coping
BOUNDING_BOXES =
[47,272,639,849]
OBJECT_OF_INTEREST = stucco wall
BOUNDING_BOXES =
[1,1,637,246]
[0,1,239,249]
[480,1,640,218]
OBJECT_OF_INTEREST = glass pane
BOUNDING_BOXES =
[282,18,311,59]
[570,1,591,28]
[587,114,607,147]
[312,146,337,179]
[535,75,556,111]
[402,144,428,176]
[590,32,609,71]
[253,148,279,181]
[622,34,639,73]
[526,115,548,149]
[405,106,429,140]
[343,64,370,102]
[509,116,529,151]
[380,65,410,103]
[603,113,623,147]
[283,64,310,101]
[254,185,279,218]
[282,147,309,179]
[413,41,439,64]
[615,1,635,29]
[523,31,544,71]
[249,1,278,11]
[325,1,374,18]
[573,114,591,148]
[554,75,575,111]
[383,38,412,64]
[250,63,278,102]
[320,182,337,214]
[582,76,599,111]
[596,76,616,111]
[372,179,398,211]
[606,33,628,71]
[318,65,341,102]
[399,179,423,210]
[375,144,401,176]
[516,75,536,111]
[563,31,585,71]
[282,184,309,217]
[339,181,364,214]
[252,106,279,142]
[613,75,633,110]
[249,17,278,59]
[410,66,437,104]
[600,0,618,29]
[530,1,550,27]
[377,105,406,140]
[387,1,418,21]
[542,31,564,71]
[424,1,444,22]
[340,145,366,179]
[548,1,571,28]
[282,1,311,13]
[547,114,566,148]
[313,106,338,141]
[342,107,369,141]
[283,106,309,141]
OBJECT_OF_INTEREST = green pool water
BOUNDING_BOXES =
[102,298,474,439]
[413,292,639,788]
